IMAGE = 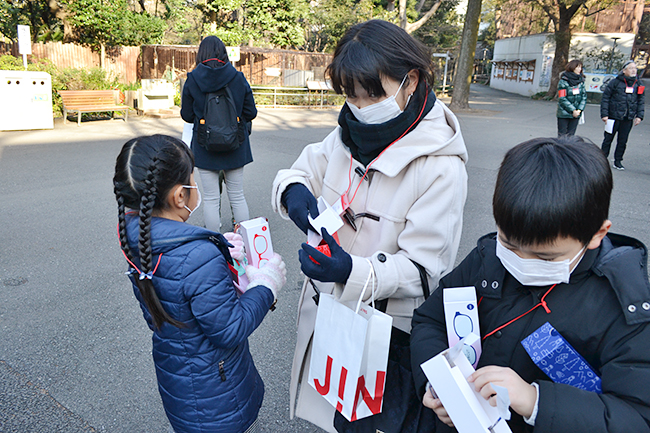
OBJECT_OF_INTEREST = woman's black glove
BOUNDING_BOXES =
[299,228,352,284]
[281,183,320,234]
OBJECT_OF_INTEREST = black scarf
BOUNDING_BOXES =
[561,71,584,87]
[338,81,436,166]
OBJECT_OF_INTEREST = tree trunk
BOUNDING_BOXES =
[449,0,482,110]
[48,0,74,43]
[545,9,572,99]
[399,0,407,29]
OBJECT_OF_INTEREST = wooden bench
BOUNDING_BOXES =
[58,90,129,126]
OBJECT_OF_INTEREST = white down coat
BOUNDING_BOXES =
[271,100,468,431]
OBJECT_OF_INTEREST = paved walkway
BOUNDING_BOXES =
[0,84,648,432]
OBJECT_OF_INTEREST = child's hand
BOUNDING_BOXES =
[223,232,245,262]
[245,253,287,301]
[468,366,537,418]
[422,387,454,427]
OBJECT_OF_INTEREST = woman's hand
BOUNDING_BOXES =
[634,117,642,126]
[468,366,537,418]
[573,110,581,118]
[281,183,319,234]
[422,387,454,427]
[299,228,352,284]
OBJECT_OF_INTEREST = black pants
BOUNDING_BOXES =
[601,119,633,163]
[557,117,580,136]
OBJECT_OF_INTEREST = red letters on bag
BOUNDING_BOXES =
[350,371,387,421]
[558,89,567,97]
[314,356,333,395]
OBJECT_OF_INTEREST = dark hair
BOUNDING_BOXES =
[113,134,195,329]
[195,35,229,68]
[565,59,583,73]
[493,136,612,246]
[326,20,434,98]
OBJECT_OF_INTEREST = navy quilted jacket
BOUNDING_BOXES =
[124,215,274,433]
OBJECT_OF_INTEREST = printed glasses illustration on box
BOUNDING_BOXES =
[253,233,269,266]
[453,309,477,366]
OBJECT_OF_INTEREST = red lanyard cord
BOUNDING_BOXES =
[624,77,637,88]
[202,58,225,64]
[345,85,430,205]
[482,283,557,341]
[116,221,162,280]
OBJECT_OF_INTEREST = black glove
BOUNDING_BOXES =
[281,183,319,234]
[299,228,352,284]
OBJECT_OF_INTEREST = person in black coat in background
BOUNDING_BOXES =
[600,60,645,170]
[411,136,650,433]
[181,36,257,231]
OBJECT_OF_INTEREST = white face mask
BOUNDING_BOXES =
[495,236,587,286]
[182,184,202,217]
[346,75,411,125]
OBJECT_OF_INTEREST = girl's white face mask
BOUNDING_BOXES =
[346,75,411,125]
[182,184,202,217]
[496,235,587,286]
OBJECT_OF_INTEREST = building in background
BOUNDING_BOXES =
[489,0,648,96]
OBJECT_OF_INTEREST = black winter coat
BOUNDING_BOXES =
[411,232,650,433]
[181,62,257,171]
[600,74,645,121]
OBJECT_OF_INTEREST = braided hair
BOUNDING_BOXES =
[113,135,194,329]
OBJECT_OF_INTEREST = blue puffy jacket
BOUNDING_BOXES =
[124,215,274,433]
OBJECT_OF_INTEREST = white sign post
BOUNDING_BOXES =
[17,25,32,70]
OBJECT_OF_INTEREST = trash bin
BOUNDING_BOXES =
[0,70,54,131]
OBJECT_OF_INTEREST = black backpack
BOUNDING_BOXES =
[196,85,244,153]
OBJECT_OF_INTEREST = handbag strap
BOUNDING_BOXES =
[376,259,429,313]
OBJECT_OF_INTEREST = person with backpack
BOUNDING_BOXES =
[181,36,257,231]
[113,134,287,433]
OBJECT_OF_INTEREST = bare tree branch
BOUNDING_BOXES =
[405,0,444,33]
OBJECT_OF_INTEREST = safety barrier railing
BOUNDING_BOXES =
[251,86,345,109]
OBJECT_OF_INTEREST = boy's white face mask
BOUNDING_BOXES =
[495,236,587,286]
[346,75,410,125]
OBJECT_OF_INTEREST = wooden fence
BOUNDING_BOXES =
[140,45,332,86]
[0,42,331,86]
[0,42,140,83]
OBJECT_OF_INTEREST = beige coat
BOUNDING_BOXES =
[271,100,468,431]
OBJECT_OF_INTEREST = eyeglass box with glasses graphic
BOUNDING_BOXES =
[444,286,482,368]
[239,217,274,268]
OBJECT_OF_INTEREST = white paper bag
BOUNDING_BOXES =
[605,118,615,134]
[308,263,392,421]
[579,112,585,125]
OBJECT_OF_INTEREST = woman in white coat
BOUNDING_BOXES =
[272,20,468,432]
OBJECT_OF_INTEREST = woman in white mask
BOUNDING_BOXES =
[271,19,468,433]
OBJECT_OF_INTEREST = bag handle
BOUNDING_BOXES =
[355,259,376,314]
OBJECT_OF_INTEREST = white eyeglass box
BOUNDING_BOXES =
[239,217,274,268]
[421,338,512,433]
[444,286,482,368]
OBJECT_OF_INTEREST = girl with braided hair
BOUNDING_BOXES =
[113,134,287,433]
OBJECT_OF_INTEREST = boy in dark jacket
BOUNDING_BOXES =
[411,136,650,433]
[600,60,645,170]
